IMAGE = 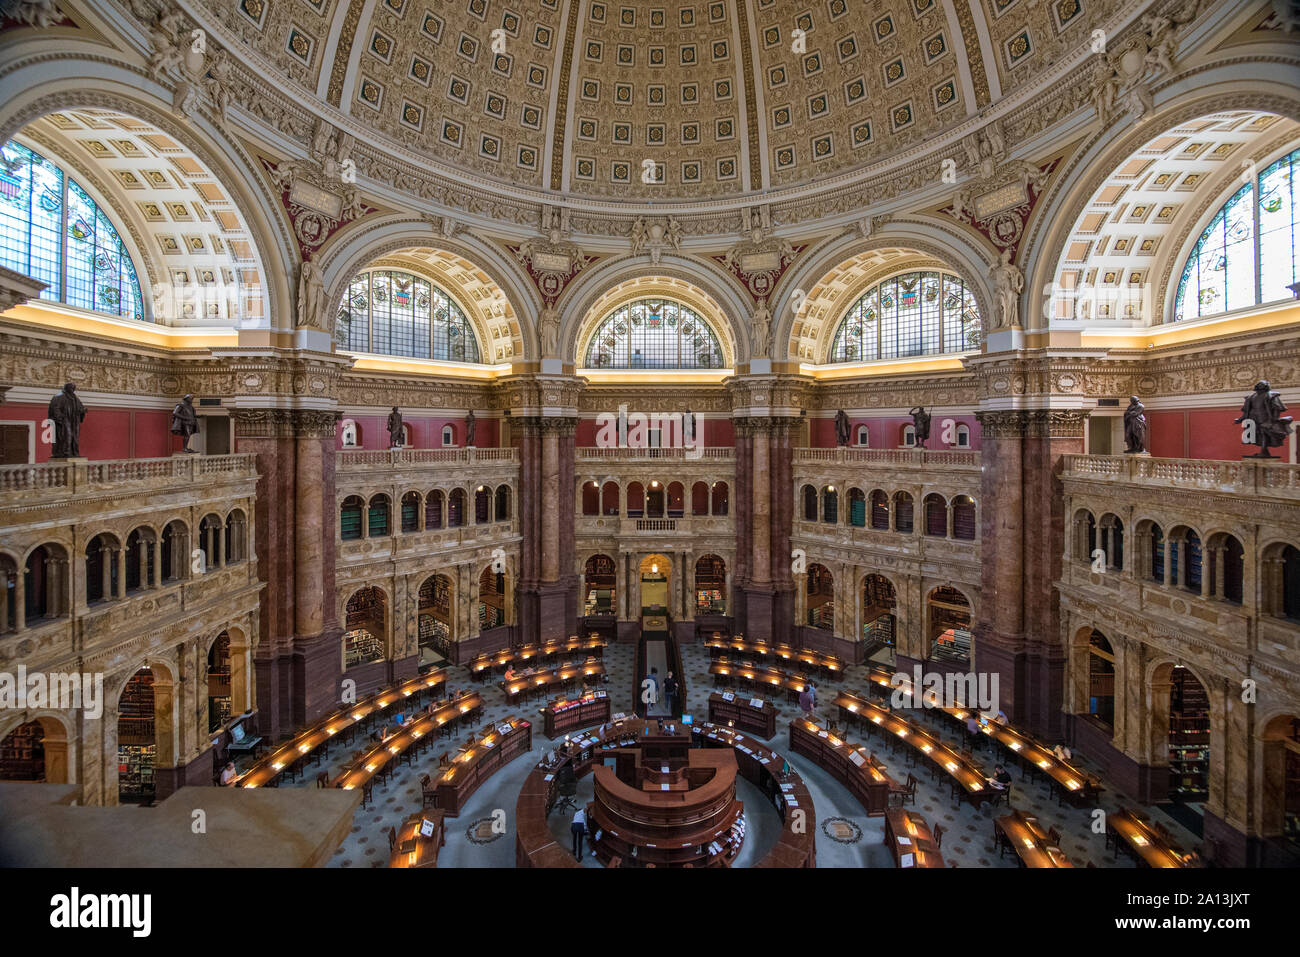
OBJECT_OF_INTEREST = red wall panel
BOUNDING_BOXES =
[809,413,982,450]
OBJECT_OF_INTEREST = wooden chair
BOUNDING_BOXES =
[1048,826,1061,845]
[420,773,437,808]
[387,826,398,853]
[316,770,330,788]
[896,773,918,806]
[932,823,944,849]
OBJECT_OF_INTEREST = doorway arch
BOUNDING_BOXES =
[639,554,670,615]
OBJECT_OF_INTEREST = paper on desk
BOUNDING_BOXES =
[749,699,764,709]
[897,836,912,845]
[900,853,915,868]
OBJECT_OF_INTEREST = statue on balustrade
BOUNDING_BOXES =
[171,393,200,453]
[1235,380,1293,459]
[1123,396,1148,454]
[909,406,932,449]
[387,407,403,448]
[47,382,86,459]
[834,409,850,447]
[684,409,695,446]
[465,409,476,447]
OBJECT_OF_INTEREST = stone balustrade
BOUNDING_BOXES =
[575,446,735,461]
[793,447,980,468]
[0,453,256,506]
[1063,454,1300,499]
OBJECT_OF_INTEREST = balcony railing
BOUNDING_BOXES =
[1063,454,1300,499]
[0,453,256,499]
[794,448,980,467]
[575,446,735,460]
[338,447,518,470]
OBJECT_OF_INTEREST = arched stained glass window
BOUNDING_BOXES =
[0,140,145,321]
[336,268,481,362]
[1174,147,1299,322]
[583,298,724,369]
[828,270,980,363]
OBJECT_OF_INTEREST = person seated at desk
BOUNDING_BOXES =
[503,666,518,682]
[394,713,406,726]
[965,713,982,748]
[987,764,1012,789]
[993,710,1008,725]
[220,761,238,786]
[1053,743,1072,761]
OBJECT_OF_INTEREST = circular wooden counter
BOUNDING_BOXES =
[515,718,815,868]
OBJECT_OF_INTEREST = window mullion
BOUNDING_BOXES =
[59,176,68,302]
[1254,171,1262,307]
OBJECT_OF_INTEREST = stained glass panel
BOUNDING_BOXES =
[830,270,981,363]
[337,268,480,362]
[1175,146,1300,322]
[583,298,723,369]
[0,140,144,321]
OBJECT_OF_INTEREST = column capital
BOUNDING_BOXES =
[974,407,1089,438]
[229,408,341,438]
[514,414,578,436]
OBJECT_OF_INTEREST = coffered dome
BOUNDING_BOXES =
[198,0,1112,202]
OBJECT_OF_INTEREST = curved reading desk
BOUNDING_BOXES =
[237,668,449,788]
[515,718,815,868]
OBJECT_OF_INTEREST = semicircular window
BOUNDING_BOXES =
[0,140,145,321]
[584,298,724,369]
[1174,146,1299,322]
[336,268,481,362]
[828,270,980,363]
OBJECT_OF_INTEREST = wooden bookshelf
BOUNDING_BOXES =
[1168,667,1209,801]
[0,721,45,780]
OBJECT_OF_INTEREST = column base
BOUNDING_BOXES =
[293,627,344,727]
[1065,714,1168,801]
[738,586,776,642]
[154,743,217,799]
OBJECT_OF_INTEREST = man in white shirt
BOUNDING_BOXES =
[220,761,237,786]
[571,807,587,860]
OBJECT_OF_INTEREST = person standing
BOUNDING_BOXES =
[663,671,679,716]
[570,806,586,860]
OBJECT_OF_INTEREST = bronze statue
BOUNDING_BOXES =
[387,407,403,448]
[465,409,476,447]
[834,409,850,447]
[1123,396,1147,454]
[47,382,86,459]
[1235,380,1292,459]
[170,393,199,453]
[909,406,932,449]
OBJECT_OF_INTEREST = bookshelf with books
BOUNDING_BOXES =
[1167,667,1210,802]
[117,670,156,803]
[344,629,385,670]
[418,575,453,656]
[0,721,45,781]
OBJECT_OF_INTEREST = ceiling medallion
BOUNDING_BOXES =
[510,206,593,305]
[715,208,804,300]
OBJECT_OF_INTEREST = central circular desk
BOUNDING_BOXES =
[515,717,815,868]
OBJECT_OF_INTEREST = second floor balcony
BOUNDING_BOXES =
[0,454,260,664]
[1060,454,1300,664]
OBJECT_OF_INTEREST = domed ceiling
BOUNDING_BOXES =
[198,0,1117,201]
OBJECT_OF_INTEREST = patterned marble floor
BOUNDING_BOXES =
[260,639,1201,868]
